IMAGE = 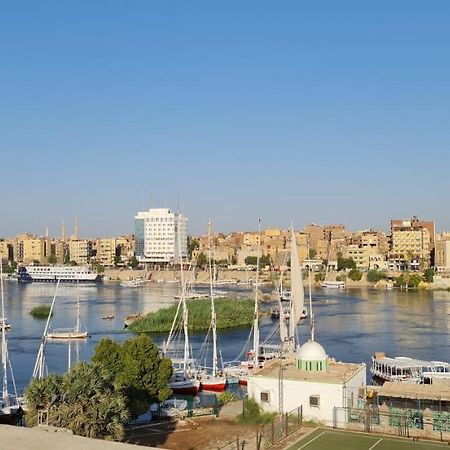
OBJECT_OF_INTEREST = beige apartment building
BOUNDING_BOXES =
[0,240,12,263]
[11,234,51,264]
[69,239,91,265]
[94,238,116,266]
[389,217,433,270]
[435,232,450,272]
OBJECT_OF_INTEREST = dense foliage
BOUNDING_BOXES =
[25,363,129,440]
[244,255,271,267]
[348,269,363,281]
[128,298,254,333]
[423,268,435,283]
[30,305,52,319]
[315,272,325,282]
[337,255,357,271]
[367,269,385,283]
[394,273,422,288]
[92,335,173,417]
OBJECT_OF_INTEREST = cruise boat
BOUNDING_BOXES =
[18,266,101,283]
[371,352,450,384]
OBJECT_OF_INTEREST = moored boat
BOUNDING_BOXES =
[371,352,450,384]
[18,265,101,283]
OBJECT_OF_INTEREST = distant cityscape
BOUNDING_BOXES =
[1,209,450,275]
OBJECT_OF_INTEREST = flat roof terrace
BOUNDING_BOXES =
[251,358,365,384]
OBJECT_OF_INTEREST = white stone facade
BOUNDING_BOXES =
[135,208,188,263]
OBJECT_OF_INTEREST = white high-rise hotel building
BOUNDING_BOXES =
[134,208,188,263]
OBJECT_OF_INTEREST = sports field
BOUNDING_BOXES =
[288,428,449,450]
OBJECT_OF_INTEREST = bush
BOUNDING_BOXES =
[315,272,325,282]
[348,269,363,281]
[30,305,52,319]
[238,398,276,424]
[336,274,347,282]
[423,268,434,283]
[367,270,384,283]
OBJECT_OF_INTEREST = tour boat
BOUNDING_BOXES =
[18,265,101,283]
[371,352,450,384]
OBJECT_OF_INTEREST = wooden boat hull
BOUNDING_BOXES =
[200,377,227,392]
[47,332,88,340]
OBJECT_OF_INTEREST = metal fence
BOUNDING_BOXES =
[333,406,450,441]
[260,406,303,447]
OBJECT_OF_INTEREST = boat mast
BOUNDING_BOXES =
[1,256,9,408]
[32,279,61,379]
[208,220,218,377]
[76,281,80,333]
[253,219,261,369]
[177,217,189,374]
[307,237,315,341]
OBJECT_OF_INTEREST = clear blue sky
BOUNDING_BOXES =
[1,1,449,237]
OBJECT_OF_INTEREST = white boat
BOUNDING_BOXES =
[321,280,345,289]
[174,291,208,300]
[18,265,101,283]
[371,352,450,384]
[47,287,88,340]
[120,278,147,288]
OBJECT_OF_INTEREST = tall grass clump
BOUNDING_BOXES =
[128,298,254,333]
[30,305,52,319]
[238,398,277,424]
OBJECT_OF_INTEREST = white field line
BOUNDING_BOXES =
[297,431,327,449]
[368,439,382,450]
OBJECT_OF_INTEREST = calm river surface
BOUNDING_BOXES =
[1,281,449,390]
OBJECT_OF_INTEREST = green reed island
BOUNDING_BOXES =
[128,298,254,333]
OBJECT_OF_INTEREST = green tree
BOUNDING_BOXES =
[244,256,257,266]
[348,269,363,281]
[308,248,317,259]
[92,335,173,417]
[315,272,325,282]
[128,256,139,269]
[48,254,57,264]
[25,364,129,440]
[114,255,121,267]
[244,255,270,268]
[409,274,422,288]
[69,260,78,266]
[64,250,70,264]
[423,268,434,283]
[196,252,207,268]
[367,270,384,283]
[338,256,356,271]
[187,237,199,259]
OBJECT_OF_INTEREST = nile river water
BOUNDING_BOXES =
[1,280,449,391]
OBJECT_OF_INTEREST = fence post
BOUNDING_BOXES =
[271,418,275,445]
[285,412,289,436]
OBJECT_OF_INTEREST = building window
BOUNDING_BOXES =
[310,395,320,407]
[260,392,270,403]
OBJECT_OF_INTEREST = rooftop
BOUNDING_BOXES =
[377,381,450,402]
[251,357,365,384]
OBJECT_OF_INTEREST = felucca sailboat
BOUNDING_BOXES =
[199,220,226,391]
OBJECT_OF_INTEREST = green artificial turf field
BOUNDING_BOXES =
[288,428,449,450]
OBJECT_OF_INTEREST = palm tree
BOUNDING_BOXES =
[26,362,129,440]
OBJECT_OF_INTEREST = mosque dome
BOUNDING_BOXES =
[297,340,327,361]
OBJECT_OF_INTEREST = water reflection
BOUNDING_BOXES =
[1,281,449,389]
